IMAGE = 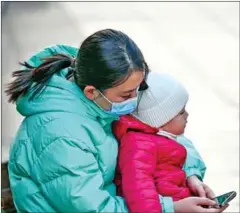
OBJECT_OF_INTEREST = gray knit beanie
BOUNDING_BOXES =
[133,72,189,128]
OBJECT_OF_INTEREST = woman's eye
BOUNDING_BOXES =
[122,95,131,99]
[121,93,133,99]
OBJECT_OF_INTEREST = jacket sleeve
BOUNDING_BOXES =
[34,137,128,213]
[118,133,162,213]
[177,135,207,180]
[159,196,175,213]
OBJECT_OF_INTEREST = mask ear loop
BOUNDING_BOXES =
[92,89,97,101]
[93,89,104,109]
[95,89,113,105]
[93,89,113,112]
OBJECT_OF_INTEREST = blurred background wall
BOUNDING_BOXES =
[1,2,239,212]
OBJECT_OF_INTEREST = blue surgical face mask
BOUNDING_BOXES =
[95,90,138,116]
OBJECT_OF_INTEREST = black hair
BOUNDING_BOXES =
[5,29,149,103]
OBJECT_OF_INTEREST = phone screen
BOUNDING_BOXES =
[213,191,237,206]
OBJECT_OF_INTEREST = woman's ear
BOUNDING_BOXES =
[83,85,96,100]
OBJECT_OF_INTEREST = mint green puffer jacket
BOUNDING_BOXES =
[8,45,206,213]
[8,45,128,213]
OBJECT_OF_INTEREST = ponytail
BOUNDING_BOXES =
[5,54,75,103]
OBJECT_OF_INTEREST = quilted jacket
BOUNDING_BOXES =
[8,45,128,213]
[113,115,206,212]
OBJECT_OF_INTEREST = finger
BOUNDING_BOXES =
[204,184,216,199]
[198,206,220,213]
[195,197,217,206]
[203,208,221,213]
[197,185,207,197]
[204,204,229,213]
[218,204,229,212]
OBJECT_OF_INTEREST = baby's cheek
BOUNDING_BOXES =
[176,122,186,134]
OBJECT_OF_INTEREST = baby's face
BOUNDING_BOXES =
[161,107,188,135]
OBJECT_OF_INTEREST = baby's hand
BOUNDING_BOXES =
[187,175,215,199]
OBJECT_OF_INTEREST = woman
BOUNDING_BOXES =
[6,29,226,212]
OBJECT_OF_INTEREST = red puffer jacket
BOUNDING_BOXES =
[113,115,192,213]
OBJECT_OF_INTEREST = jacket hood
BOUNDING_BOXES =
[16,45,118,124]
[112,115,159,142]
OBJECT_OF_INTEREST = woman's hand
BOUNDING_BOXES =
[187,175,215,198]
[174,197,229,213]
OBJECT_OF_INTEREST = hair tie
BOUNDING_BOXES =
[70,57,76,68]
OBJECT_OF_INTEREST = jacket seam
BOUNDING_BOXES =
[26,117,61,141]
[30,136,93,181]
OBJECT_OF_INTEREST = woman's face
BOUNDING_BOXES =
[104,71,144,102]
[84,71,144,110]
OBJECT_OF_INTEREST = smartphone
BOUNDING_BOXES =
[212,191,237,207]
